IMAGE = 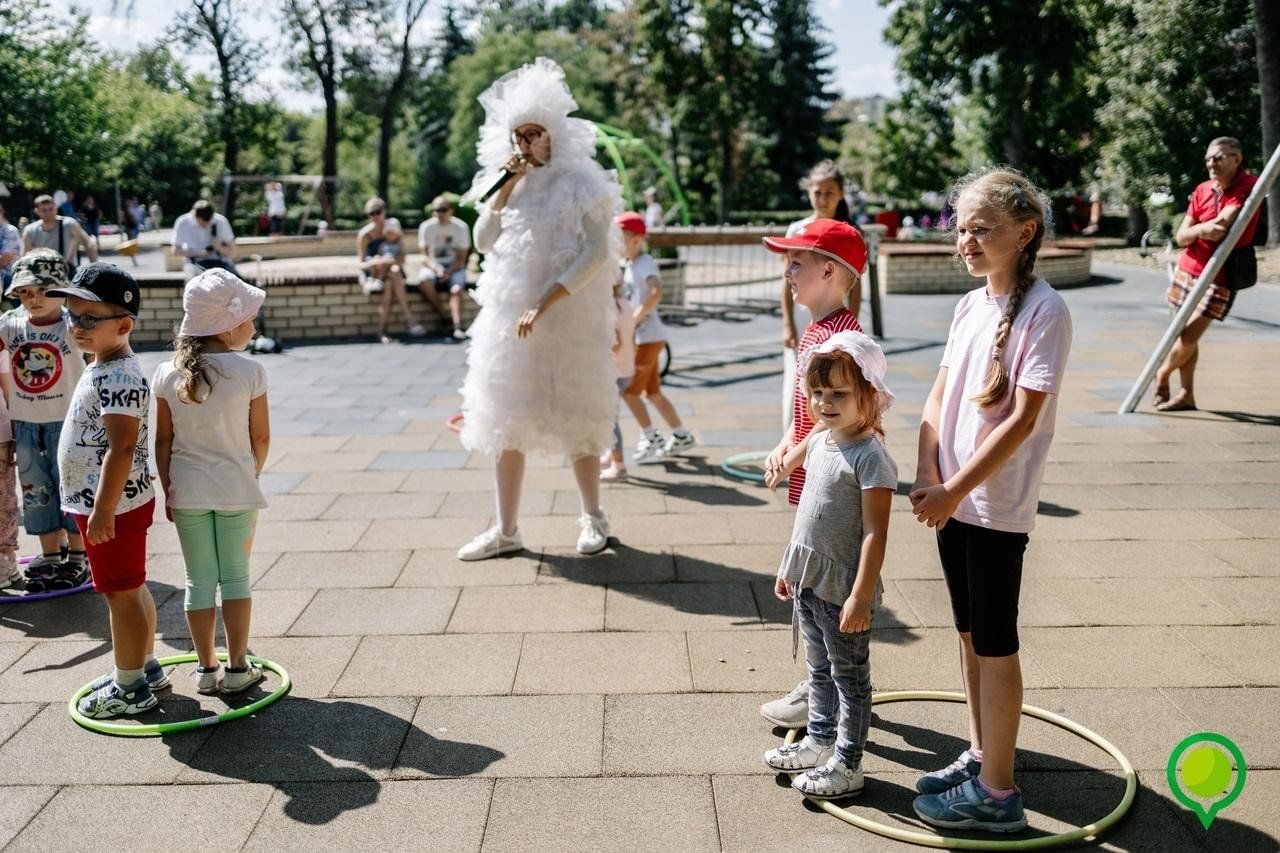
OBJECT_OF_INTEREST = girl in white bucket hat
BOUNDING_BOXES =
[151,268,271,695]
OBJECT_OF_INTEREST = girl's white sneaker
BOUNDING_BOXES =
[764,735,834,772]
[193,665,222,695]
[792,757,864,799]
[221,663,264,694]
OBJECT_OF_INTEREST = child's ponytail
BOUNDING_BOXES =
[173,335,212,404]
[950,168,1051,408]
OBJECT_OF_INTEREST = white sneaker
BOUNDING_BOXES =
[631,435,664,465]
[660,432,697,456]
[408,323,427,337]
[221,663,265,694]
[452,327,468,340]
[599,464,628,482]
[760,679,810,727]
[793,756,865,799]
[457,526,524,561]
[576,513,609,554]
[764,735,834,772]
[0,555,18,589]
[193,665,221,695]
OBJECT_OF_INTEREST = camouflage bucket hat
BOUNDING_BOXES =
[7,248,69,294]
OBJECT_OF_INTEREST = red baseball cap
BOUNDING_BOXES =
[614,211,647,235]
[762,218,868,277]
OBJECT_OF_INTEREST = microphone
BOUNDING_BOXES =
[479,156,525,203]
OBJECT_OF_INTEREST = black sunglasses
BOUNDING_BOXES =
[68,309,131,330]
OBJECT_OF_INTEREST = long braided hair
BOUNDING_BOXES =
[950,167,1050,408]
[173,334,218,404]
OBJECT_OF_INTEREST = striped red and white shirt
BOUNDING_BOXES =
[788,307,863,505]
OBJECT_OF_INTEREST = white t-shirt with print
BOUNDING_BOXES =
[58,355,154,516]
[937,278,1072,533]
[418,219,471,271]
[153,353,268,511]
[623,252,667,345]
[0,311,85,424]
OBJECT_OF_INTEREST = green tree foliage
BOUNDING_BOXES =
[407,1,474,202]
[880,0,1100,191]
[868,84,958,201]
[1095,0,1260,220]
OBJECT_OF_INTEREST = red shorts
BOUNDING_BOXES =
[72,500,155,594]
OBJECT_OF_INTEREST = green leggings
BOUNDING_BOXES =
[172,509,257,611]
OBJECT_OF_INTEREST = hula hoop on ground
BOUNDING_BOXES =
[721,451,775,485]
[781,691,1137,850]
[445,412,465,433]
[0,581,94,603]
[68,652,291,737]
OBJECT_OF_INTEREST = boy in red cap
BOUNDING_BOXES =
[615,211,696,464]
[758,218,867,728]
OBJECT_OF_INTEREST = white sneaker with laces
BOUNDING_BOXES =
[576,513,609,554]
[194,665,221,695]
[452,327,469,340]
[764,735,834,772]
[760,679,810,727]
[793,756,865,799]
[221,663,265,694]
[457,526,524,561]
[0,555,19,589]
[660,432,697,456]
[632,435,664,465]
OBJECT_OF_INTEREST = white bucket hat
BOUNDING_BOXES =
[180,268,266,338]
[809,330,895,413]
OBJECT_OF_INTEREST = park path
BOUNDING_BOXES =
[0,264,1276,851]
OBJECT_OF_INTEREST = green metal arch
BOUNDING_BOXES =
[593,122,691,225]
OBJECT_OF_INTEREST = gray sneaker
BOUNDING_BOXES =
[916,748,982,794]
[88,659,171,694]
[760,679,810,727]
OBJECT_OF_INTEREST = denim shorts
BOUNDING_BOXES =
[14,420,78,537]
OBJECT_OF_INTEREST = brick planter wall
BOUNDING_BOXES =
[876,244,1092,295]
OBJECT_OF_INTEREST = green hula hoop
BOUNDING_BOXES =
[722,451,775,484]
[782,690,1138,850]
[68,653,291,737]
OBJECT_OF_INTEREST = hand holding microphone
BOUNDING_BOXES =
[481,153,528,205]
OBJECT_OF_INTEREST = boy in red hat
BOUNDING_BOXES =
[615,211,696,464]
[758,218,867,728]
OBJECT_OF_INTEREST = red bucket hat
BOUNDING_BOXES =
[762,218,868,278]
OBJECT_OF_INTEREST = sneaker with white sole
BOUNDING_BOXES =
[23,554,59,582]
[194,665,222,695]
[408,323,427,337]
[760,679,810,727]
[764,735,834,772]
[793,756,865,799]
[77,678,157,719]
[452,327,468,340]
[577,513,609,554]
[221,663,265,694]
[457,526,524,561]
[89,659,171,694]
[0,555,19,590]
[916,748,982,794]
[631,435,665,465]
[913,778,1028,833]
[660,432,697,456]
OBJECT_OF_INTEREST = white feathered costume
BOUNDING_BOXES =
[459,57,622,457]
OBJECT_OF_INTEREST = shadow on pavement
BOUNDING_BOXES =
[166,696,503,825]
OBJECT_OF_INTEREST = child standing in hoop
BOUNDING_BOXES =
[761,331,896,799]
[154,269,271,695]
[910,168,1072,833]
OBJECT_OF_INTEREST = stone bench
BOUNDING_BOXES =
[876,241,1094,294]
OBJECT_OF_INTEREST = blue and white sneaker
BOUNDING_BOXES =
[916,748,982,794]
[913,778,1028,833]
[87,660,171,694]
[77,679,158,720]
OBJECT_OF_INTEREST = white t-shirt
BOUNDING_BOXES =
[173,212,235,256]
[0,350,10,443]
[644,201,664,229]
[624,252,666,345]
[153,353,268,511]
[265,188,286,217]
[0,311,85,424]
[418,218,471,271]
[58,355,154,516]
[937,279,1073,533]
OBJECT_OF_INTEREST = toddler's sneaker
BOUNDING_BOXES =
[792,757,864,799]
[46,562,89,590]
[194,665,222,695]
[89,659,172,694]
[0,555,19,590]
[660,431,697,456]
[913,778,1027,833]
[221,663,264,694]
[760,679,810,727]
[77,678,158,720]
[457,526,524,561]
[23,554,59,582]
[576,512,609,555]
[763,735,834,772]
[599,463,628,481]
[632,435,665,465]
[916,748,982,794]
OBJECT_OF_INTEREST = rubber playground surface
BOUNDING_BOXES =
[0,263,1276,851]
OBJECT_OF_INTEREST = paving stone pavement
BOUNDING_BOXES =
[0,264,1277,851]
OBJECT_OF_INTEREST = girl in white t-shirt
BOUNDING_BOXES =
[908,169,1072,834]
[153,269,271,696]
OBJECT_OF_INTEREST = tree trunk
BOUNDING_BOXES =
[322,84,338,223]
[378,106,395,203]
[1002,95,1026,169]
[1256,0,1280,245]
[1127,205,1149,247]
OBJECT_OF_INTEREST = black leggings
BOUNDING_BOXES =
[936,519,1028,657]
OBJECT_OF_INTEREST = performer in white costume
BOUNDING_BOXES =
[457,57,621,561]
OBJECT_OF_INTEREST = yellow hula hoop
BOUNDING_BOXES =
[781,690,1138,850]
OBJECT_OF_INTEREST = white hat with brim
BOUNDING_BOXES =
[809,330,895,413]
[179,268,266,338]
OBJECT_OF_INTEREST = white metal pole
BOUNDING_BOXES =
[1119,143,1280,414]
